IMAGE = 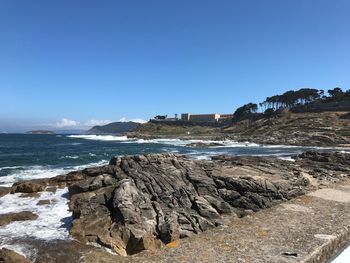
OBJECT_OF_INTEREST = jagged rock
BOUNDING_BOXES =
[66,152,350,256]
[68,174,116,195]
[296,151,350,164]
[0,248,30,263]
[50,171,86,185]
[0,211,38,226]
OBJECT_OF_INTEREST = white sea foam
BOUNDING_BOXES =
[0,160,110,257]
[0,166,23,171]
[0,160,108,187]
[60,155,79,159]
[126,138,261,148]
[185,150,228,160]
[277,156,296,162]
[70,142,83,146]
[192,155,212,160]
[66,134,350,152]
[67,135,129,141]
[0,187,71,241]
[0,166,68,187]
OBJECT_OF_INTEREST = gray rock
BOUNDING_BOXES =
[66,152,350,256]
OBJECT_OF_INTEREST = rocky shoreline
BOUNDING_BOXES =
[127,111,350,147]
[127,132,350,148]
[0,151,350,261]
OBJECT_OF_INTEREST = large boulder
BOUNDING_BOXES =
[11,180,46,194]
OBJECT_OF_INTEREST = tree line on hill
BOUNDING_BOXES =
[233,87,350,121]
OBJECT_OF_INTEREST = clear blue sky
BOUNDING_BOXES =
[0,0,349,131]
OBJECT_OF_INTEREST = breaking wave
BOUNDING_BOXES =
[0,160,108,187]
[67,135,129,141]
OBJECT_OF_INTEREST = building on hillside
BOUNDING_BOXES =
[219,114,234,120]
[181,113,233,123]
[152,114,179,122]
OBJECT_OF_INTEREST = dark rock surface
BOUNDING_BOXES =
[36,199,53,206]
[66,152,350,256]
[0,248,30,263]
[0,211,38,226]
[11,180,46,194]
[240,131,350,147]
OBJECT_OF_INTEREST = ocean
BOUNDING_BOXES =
[2,133,350,187]
[0,134,349,257]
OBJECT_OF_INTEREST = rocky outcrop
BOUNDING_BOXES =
[0,248,30,263]
[128,111,350,147]
[0,211,38,226]
[66,152,350,256]
[11,181,46,194]
[240,131,350,147]
[228,111,350,147]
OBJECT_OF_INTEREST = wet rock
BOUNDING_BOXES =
[45,186,57,193]
[0,211,38,226]
[11,180,46,194]
[0,248,30,263]
[0,187,10,198]
[50,171,86,184]
[19,193,41,198]
[37,200,50,206]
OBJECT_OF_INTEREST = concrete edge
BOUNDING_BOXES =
[301,224,350,263]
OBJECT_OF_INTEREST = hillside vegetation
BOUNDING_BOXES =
[128,111,350,147]
[128,122,223,139]
[87,122,140,135]
[226,110,350,146]
[128,87,350,146]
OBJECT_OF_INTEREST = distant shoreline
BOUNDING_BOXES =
[26,130,55,134]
